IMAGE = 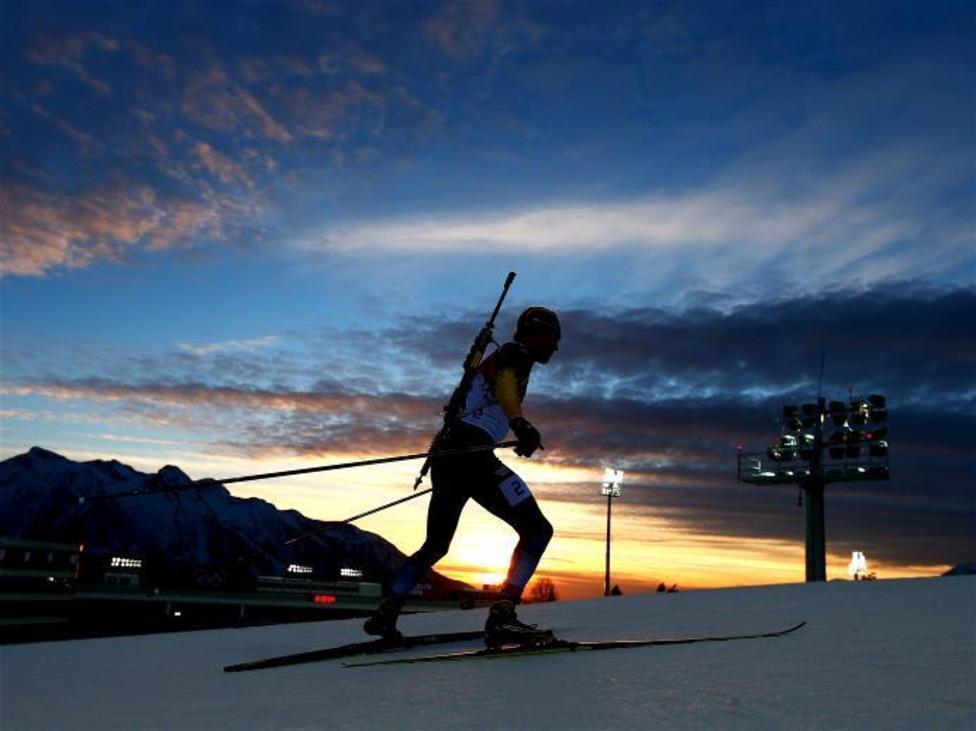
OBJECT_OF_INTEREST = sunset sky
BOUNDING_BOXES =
[2,0,973,599]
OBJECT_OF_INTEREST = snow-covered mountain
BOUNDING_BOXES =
[0,446,464,594]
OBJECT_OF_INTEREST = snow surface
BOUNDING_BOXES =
[2,577,974,730]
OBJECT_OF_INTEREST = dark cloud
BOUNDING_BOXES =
[552,284,974,401]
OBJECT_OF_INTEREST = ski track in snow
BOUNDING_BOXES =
[2,577,974,730]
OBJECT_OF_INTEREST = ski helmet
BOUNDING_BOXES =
[515,306,561,342]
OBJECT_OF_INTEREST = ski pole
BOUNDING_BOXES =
[234,488,439,563]
[238,437,520,559]
[83,440,519,503]
[284,489,434,552]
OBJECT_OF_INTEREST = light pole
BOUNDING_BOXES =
[737,394,889,582]
[602,468,624,596]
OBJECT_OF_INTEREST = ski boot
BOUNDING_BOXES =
[484,599,555,649]
[363,596,405,640]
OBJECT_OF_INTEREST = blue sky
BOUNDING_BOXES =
[2,0,973,595]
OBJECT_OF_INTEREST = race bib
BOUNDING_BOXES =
[498,473,532,507]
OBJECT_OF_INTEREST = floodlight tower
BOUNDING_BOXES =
[737,395,889,582]
[601,468,624,597]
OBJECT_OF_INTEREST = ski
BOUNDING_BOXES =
[223,629,484,672]
[345,621,806,667]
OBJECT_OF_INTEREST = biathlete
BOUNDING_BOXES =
[364,306,561,647]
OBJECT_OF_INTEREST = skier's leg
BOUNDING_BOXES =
[473,462,553,602]
[388,481,467,597]
[500,498,554,601]
[364,459,468,637]
[476,488,555,646]
[476,479,555,646]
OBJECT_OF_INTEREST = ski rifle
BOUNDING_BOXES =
[412,271,517,490]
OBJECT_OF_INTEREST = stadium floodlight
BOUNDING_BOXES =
[736,393,890,583]
[287,564,313,575]
[798,433,816,460]
[827,430,846,459]
[601,468,624,596]
[828,401,848,427]
[848,551,869,580]
[869,441,889,458]
[782,405,802,431]
[800,403,819,428]
[602,468,623,497]
[849,399,869,425]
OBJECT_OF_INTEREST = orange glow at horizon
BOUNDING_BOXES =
[75,444,955,600]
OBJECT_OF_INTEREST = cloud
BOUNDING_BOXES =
[317,47,387,77]
[6,369,971,567]
[310,148,971,294]
[13,375,448,458]
[0,184,228,277]
[25,32,118,95]
[177,336,280,357]
[182,66,293,142]
[425,0,501,59]
[30,104,96,148]
[191,142,255,188]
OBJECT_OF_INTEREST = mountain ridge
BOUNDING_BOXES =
[0,446,467,595]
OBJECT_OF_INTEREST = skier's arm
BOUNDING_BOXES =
[497,367,543,457]
[495,368,523,420]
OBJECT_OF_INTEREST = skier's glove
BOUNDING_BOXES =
[509,417,543,458]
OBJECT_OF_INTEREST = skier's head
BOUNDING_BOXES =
[514,306,561,364]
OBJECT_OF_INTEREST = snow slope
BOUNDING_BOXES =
[2,577,974,730]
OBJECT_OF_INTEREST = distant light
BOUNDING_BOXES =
[313,594,337,605]
[848,551,869,580]
[173,610,182,617]
[828,401,848,427]
[602,468,624,486]
[340,568,363,579]
[849,399,869,425]
[111,556,142,568]
[287,564,313,575]
[601,468,623,497]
